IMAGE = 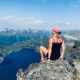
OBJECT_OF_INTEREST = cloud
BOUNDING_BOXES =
[0,16,13,20]
[0,16,44,29]
[64,22,70,25]
[22,19,43,25]
[33,20,42,24]
[55,21,70,25]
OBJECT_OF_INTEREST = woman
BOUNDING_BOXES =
[39,26,65,63]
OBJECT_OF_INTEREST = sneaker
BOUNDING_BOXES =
[41,59,45,63]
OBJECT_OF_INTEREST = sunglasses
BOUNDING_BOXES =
[58,32,61,34]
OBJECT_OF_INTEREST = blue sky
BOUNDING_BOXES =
[0,0,80,30]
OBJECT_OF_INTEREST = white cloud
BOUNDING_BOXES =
[33,20,42,24]
[23,19,43,25]
[0,16,44,29]
[65,22,70,25]
[1,16,78,30]
[55,21,70,25]
[0,16,13,20]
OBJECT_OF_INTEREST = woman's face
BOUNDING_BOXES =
[52,31,54,35]
[52,31,57,35]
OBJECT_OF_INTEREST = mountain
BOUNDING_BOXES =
[0,28,49,63]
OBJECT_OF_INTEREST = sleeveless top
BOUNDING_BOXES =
[50,42,62,60]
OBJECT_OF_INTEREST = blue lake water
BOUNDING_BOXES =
[0,48,40,80]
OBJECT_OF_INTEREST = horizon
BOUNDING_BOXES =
[0,0,80,30]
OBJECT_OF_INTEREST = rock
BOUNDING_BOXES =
[73,41,80,49]
[64,43,80,62]
[17,60,80,80]
[73,60,80,80]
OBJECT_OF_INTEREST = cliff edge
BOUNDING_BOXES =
[17,60,80,80]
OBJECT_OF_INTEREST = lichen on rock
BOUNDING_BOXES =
[17,60,80,80]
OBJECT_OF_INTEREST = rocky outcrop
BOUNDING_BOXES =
[17,60,80,80]
[64,41,80,66]
[73,41,80,49]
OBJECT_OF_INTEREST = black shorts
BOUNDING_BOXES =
[45,53,60,60]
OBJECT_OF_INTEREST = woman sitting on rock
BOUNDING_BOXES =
[39,26,65,63]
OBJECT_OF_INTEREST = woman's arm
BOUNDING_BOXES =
[48,38,53,59]
[59,40,65,60]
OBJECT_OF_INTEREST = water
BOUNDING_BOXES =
[0,48,40,80]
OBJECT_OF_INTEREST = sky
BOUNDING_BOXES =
[0,0,80,30]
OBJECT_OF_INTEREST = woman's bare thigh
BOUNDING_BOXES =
[40,45,48,55]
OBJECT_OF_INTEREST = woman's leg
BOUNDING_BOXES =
[39,45,48,60]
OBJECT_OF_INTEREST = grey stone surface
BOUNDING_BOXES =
[17,59,80,80]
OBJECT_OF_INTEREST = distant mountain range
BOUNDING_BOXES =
[0,28,50,58]
[0,28,80,63]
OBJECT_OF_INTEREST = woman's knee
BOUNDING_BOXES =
[39,45,43,50]
[40,45,46,50]
[39,45,48,53]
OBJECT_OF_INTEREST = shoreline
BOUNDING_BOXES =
[0,47,38,64]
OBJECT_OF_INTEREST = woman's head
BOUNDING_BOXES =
[51,26,61,37]
[51,26,61,35]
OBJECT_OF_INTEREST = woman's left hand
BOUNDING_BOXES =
[59,55,64,61]
[47,59,51,63]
